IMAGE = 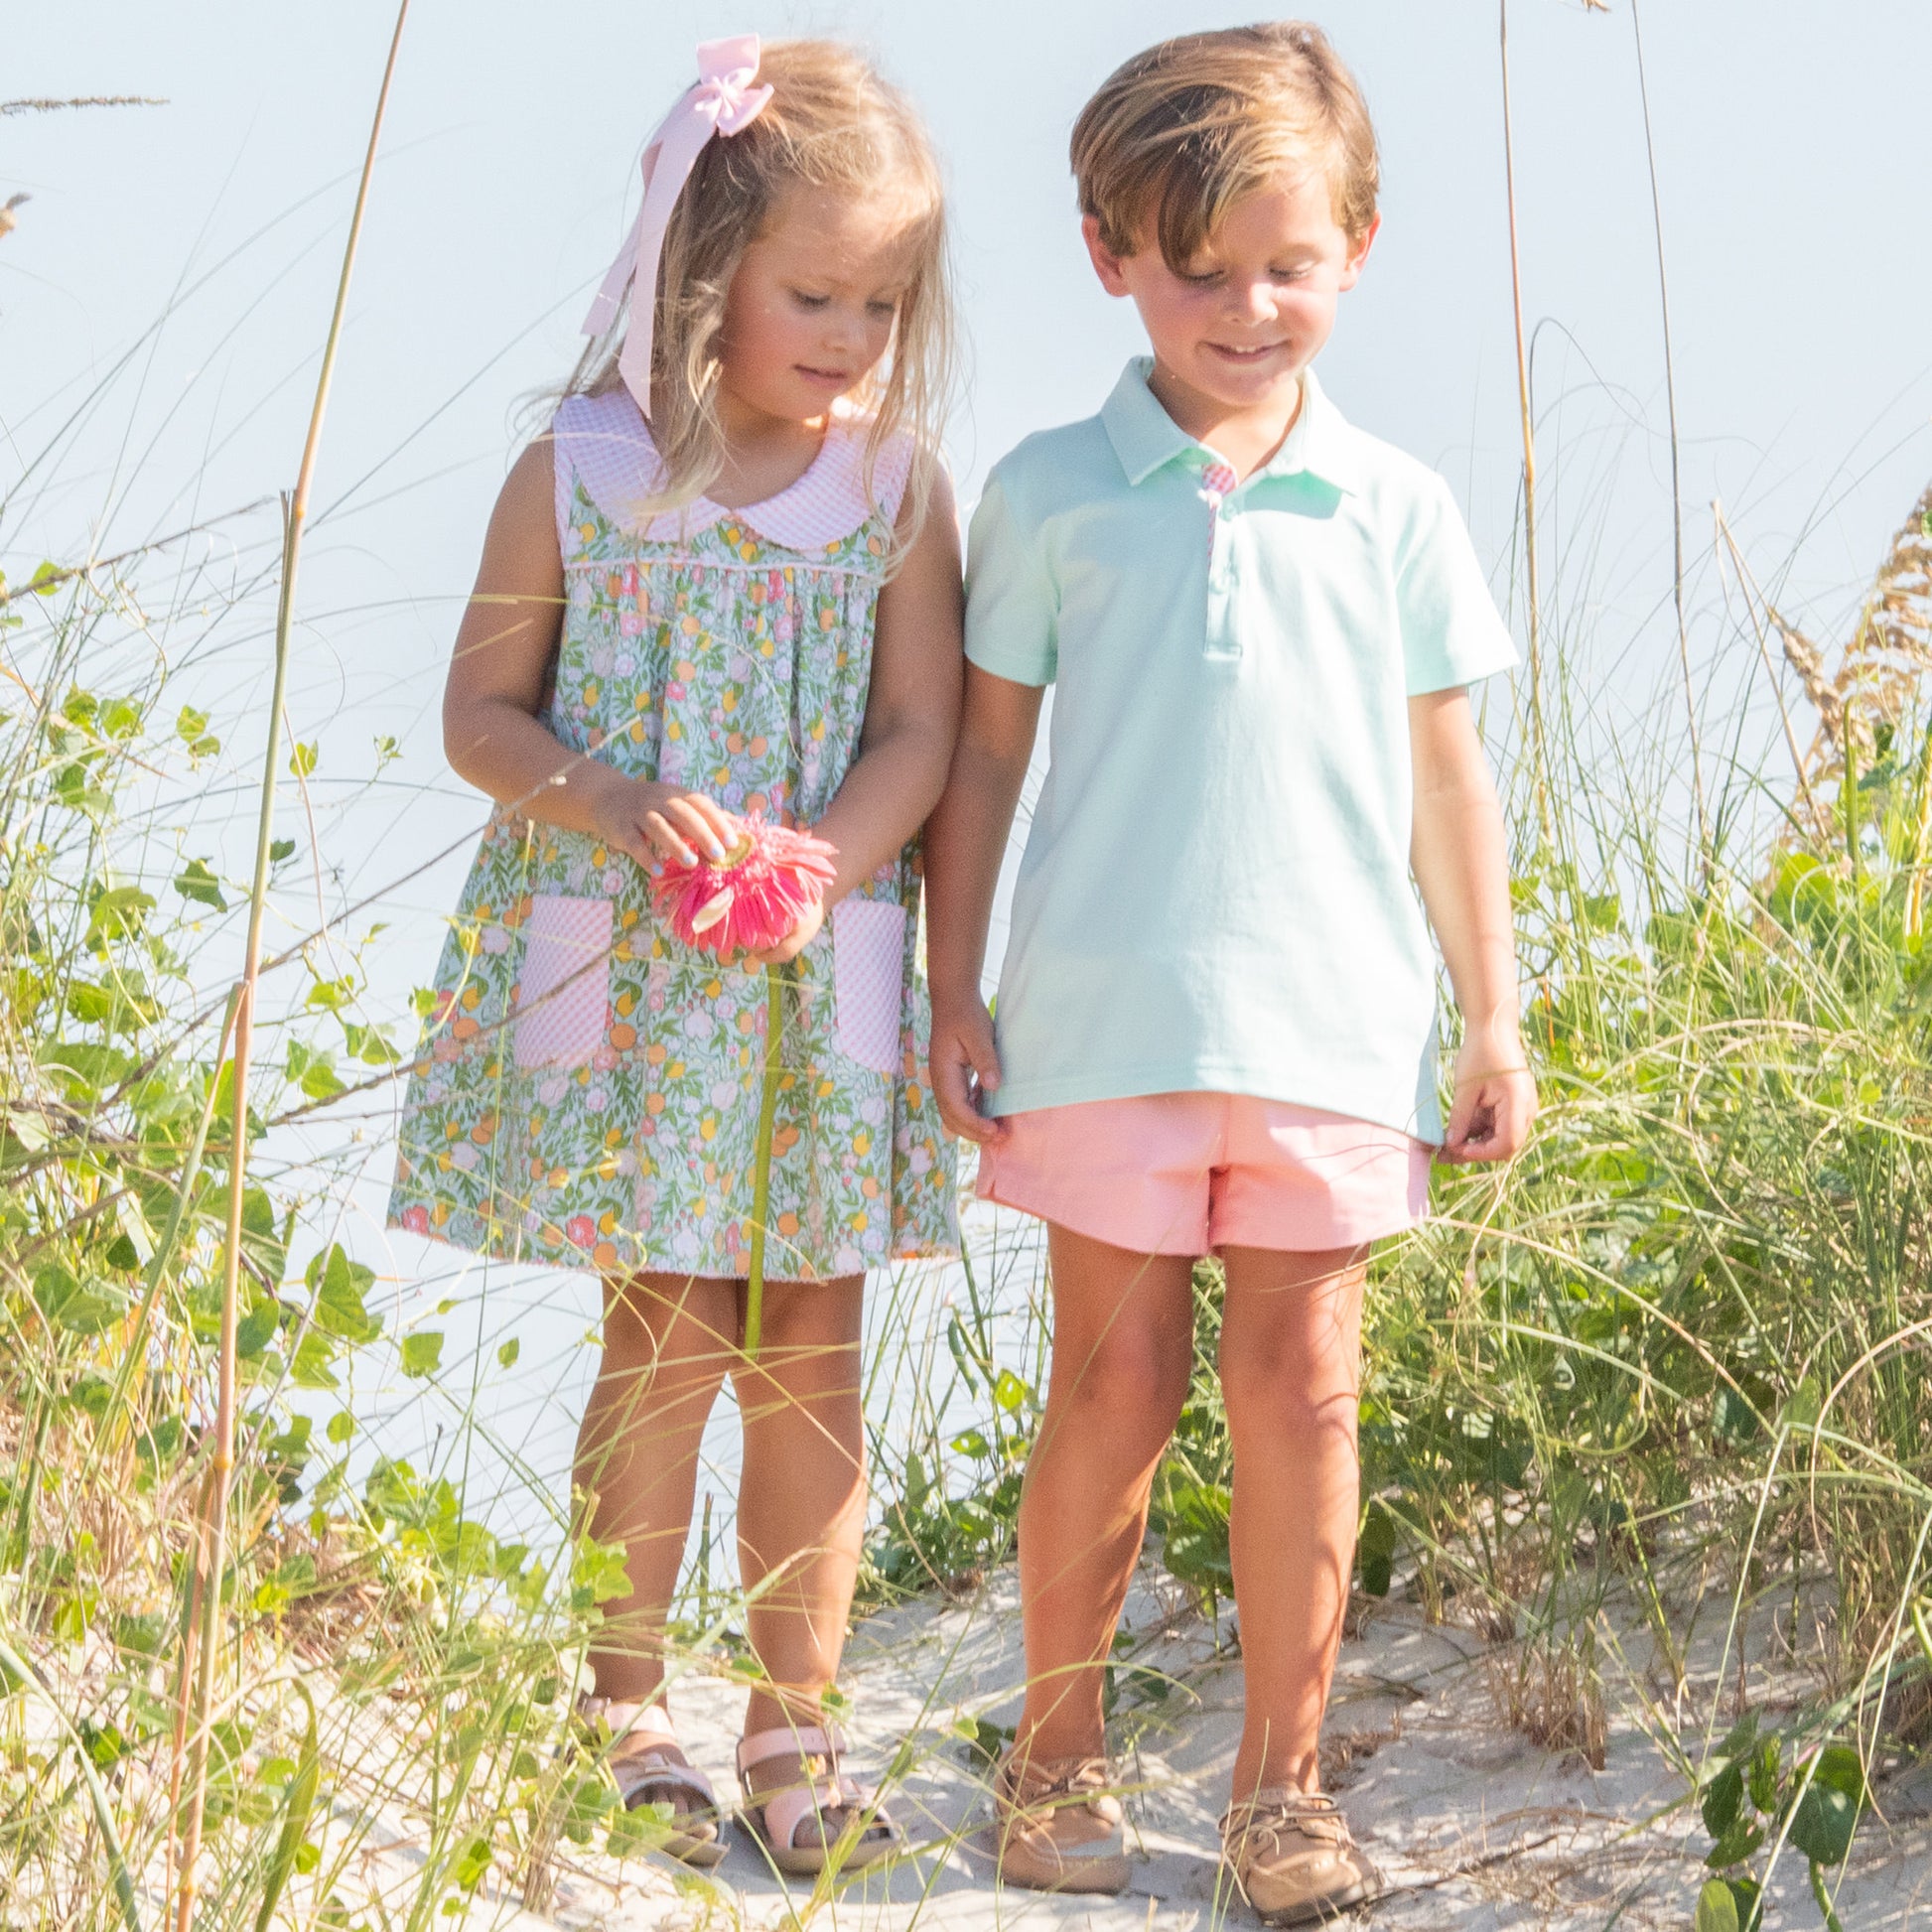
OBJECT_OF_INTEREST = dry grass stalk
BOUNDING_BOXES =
[1489,1639,1608,1770]
[0,95,168,115]
[167,9,411,1927]
[519,1808,563,1916]
[1320,1708,1404,1790]
[1630,0,1710,849]
[1771,479,1932,791]
[1498,0,1552,845]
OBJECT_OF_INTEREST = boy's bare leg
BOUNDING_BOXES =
[1014,1226,1195,1761]
[729,1276,868,1737]
[576,1271,738,1704]
[1217,1243,1369,1797]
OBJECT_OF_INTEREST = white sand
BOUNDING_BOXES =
[476,1561,1932,1931]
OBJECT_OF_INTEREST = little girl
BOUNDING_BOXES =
[928,24,1534,1924]
[388,37,960,1872]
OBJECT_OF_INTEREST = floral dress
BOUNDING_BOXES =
[386,387,957,1280]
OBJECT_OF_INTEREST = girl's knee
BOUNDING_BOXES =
[752,1277,863,1352]
[605,1274,734,1352]
[598,1323,732,1401]
[1218,1322,1287,1406]
[1218,1297,1361,1436]
[732,1284,865,1420]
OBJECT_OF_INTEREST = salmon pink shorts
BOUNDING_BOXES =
[977,1092,1432,1256]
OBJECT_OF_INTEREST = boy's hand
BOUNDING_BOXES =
[1440,1036,1537,1165]
[930,996,1005,1144]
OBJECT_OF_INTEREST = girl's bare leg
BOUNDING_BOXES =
[1217,1244,1368,1798]
[1014,1226,1195,1761]
[729,1274,868,1737]
[575,1271,737,1704]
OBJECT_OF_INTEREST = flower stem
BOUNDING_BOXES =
[743,962,784,1359]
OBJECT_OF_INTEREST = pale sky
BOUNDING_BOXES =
[7,1,1931,1523]
[12,1,1932,647]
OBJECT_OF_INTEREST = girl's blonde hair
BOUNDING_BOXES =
[567,39,954,557]
[1071,23,1379,270]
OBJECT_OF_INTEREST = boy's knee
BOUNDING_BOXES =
[1059,1328,1189,1435]
[1221,1348,1357,1445]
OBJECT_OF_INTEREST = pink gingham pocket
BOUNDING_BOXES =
[831,898,907,1077]
[513,896,614,1070]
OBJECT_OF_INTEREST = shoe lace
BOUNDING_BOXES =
[1003,1753,1113,1810]
[1224,1789,1351,1857]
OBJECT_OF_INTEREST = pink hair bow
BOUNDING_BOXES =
[581,36,775,417]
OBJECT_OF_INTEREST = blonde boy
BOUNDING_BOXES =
[925,22,1535,1923]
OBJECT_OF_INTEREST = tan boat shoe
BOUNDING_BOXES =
[994,1747,1132,1894]
[1221,1789,1378,1925]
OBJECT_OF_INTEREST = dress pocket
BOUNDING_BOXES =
[831,898,908,1077]
[513,895,615,1070]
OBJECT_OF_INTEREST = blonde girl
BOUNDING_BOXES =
[388,36,961,1870]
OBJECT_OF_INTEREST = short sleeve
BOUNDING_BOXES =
[965,466,1058,686]
[1395,474,1518,696]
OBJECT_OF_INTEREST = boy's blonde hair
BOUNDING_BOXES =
[1070,22,1378,269]
[569,39,954,554]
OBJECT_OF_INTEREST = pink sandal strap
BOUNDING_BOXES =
[736,1722,847,1775]
[759,1776,849,1853]
[582,1697,679,1747]
[736,1722,897,1852]
[612,1748,721,1811]
[580,1699,723,1815]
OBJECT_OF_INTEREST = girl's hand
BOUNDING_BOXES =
[1440,1035,1537,1165]
[930,996,1004,1145]
[592,774,738,871]
[748,897,824,967]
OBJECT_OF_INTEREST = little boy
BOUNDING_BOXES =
[925,22,1536,1924]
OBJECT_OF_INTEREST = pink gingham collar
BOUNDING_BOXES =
[553,387,911,551]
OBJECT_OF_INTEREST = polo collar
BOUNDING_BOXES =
[1099,356,1360,494]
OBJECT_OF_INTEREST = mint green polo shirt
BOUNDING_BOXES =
[964,358,1517,1141]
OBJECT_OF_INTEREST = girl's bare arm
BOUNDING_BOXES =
[809,469,966,898]
[1409,687,1536,1163]
[741,471,967,967]
[922,663,1044,1143]
[441,438,736,869]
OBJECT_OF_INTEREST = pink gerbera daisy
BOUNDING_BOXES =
[652,812,838,957]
